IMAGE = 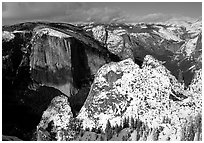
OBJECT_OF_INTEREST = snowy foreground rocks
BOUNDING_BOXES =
[36,55,201,141]
[3,21,201,140]
[37,95,73,141]
[76,55,201,141]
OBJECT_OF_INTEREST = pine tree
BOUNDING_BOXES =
[123,117,126,128]
[127,116,130,128]
[137,119,142,129]
[130,116,134,129]
[114,124,120,136]
[118,123,123,134]
[96,127,102,134]
[105,120,113,140]
[122,135,128,141]
[123,117,129,128]
[134,118,139,129]
[91,128,96,132]
[100,134,104,141]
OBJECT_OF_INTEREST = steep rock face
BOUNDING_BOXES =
[36,95,73,141]
[29,26,110,115]
[2,30,37,140]
[2,21,202,141]
[30,29,73,96]
[82,21,202,86]
[77,55,201,141]
[2,22,119,140]
[187,69,202,111]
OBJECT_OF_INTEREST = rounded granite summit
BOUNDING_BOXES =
[76,55,201,141]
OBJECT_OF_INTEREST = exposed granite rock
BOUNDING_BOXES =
[30,29,73,97]
[92,25,107,44]
[2,20,202,141]
[2,22,119,140]
[82,21,202,86]
[2,31,15,42]
[106,31,124,55]
[37,95,73,141]
[77,55,201,141]
[187,69,202,112]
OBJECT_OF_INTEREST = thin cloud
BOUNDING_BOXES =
[2,2,199,25]
[3,2,125,25]
[62,6,125,23]
[137,13,171,22]
[3,2,67,19]
[125,13,198,24]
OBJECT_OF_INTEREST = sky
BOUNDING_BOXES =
[2,2,202,25]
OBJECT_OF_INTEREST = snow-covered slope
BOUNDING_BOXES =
[2,20,202,141]
[81,20,202,86]
[76,55,201,141]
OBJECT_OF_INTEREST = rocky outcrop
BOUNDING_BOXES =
[2,31,15,42]
[36,95,73,141]
[187,69,202,112]
[82,21,202,86]
[76,55,201,141]
[30,29,72,96]
[2,20,202,141]
[2,22,119,140]
[92,25,107,44]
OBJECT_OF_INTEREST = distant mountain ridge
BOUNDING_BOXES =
[2,19,202,141]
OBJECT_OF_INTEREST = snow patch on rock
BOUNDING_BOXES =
[2,31,15,42]
[153,26,182,42]
[37,95,73,141]
[92,25,106,43]
[106,31,123,54]
[76,55,201,140]
[181,35,199,57]
[35,28,72,38]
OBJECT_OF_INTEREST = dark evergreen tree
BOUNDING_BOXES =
[79,129,84,138]
[130,116,134,129]
[123,117,129,128]
[91,128,95,132]
[122,117,125,128]
[96,127,102,134]
[122,135,128,141]
[127,116,130,127]
[85,127,90,131]
[137,119,142,129]
[105,120,113,140]
[100,134,104,141]
[152,127,160,141]
[114,124,120,136]
[134,118,139,129]
[46,121,57,141]
[118,123,123,134]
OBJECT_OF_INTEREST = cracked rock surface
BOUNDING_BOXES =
[77,55,201,141]
[2,20,202,141]
[37,95,73,141]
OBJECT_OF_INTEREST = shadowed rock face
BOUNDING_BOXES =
[30,33,73,96]
[2,22,118,140]
[83,21,202,87]
[2,20,202,141]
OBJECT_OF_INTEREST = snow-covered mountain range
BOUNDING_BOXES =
[2,19,202,141]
